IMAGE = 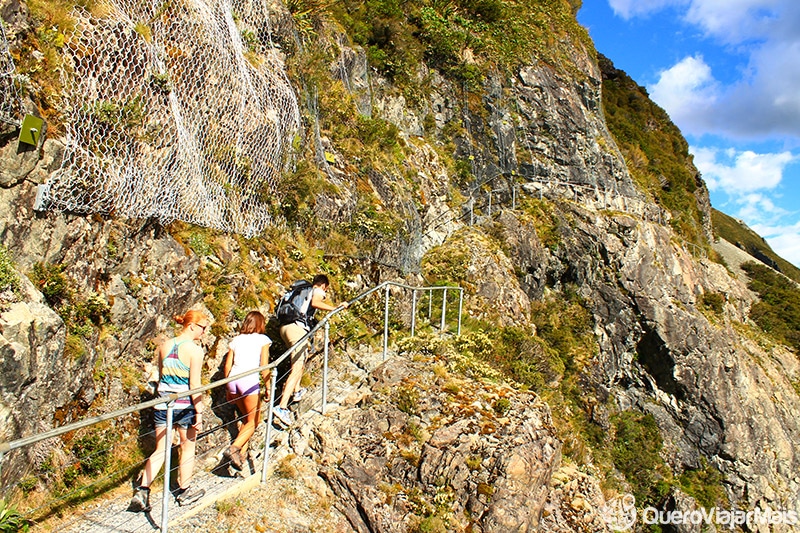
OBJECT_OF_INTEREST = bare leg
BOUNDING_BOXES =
[176,425,198,489]
[140,426,168,487]
[232,393,261,450]
[279,324,308,410]
[279,351,305,409]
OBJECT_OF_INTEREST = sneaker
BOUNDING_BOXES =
[272,406,294,427]
[128,486,151,512]
[175,486,205,507]
[224,445,244,471]
[291,387,307,403]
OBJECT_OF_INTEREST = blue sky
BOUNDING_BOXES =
[577,0,800,267]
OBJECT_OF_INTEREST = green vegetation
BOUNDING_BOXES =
[742,261,800,354]
[599,54,707,248]
[406,484,455,533]
[285,0,329,43]
[0,499,29,533]
[349,196,406,242]
[492,397,510,415]
[610,411,671,506]
[0,245,21,300]
[394,383,421,415]
[28,263,110,359]
[70,431,115,478]
[518,198,562,250]
[712,208,800,283]
[11,0,109,131]
[422,240,470,285]
[12,422,144,526]
[679,458,727,509]
[700,291,725,315]
[329,0,593,102]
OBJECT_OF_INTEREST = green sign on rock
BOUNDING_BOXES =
[19,114,44,146]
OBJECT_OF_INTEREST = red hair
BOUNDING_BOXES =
[174,309,208,328]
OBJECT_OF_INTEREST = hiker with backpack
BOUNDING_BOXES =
[273,274,348,427]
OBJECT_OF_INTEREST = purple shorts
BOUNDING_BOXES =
[226,373,260,397]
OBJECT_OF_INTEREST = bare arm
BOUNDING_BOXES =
[156,341,167,376]
[259,343,270,381]
[224,348,234,378]
[311,288,348,311]
[188,345,204,414]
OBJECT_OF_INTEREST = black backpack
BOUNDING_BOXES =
[276,280,314,327]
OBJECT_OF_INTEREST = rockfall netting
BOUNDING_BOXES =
[39,0,300,236]
[0,22,20,125]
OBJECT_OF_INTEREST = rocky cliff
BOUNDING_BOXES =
[2,0,800,530]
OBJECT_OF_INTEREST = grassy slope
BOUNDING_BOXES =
[598,54,708,248]
[712,208,800,283]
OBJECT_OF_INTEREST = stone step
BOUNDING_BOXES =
[58,347,387,532]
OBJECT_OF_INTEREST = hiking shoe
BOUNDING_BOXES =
[291,387,307,403]
[175,486,205,507]
[273,406,293,427]
[224,445,244,471]
[128,486,151,512]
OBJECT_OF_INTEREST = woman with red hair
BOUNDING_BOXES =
[129,309,210,512]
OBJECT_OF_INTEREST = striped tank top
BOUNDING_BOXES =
[155,340,193,410]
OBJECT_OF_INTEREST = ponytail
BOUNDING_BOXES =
[174,309,208,327]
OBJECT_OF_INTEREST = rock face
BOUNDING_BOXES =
[0,177,208,484]
[488,201,800,515]
[2,0,800,527]
[309,356,562,533]
[0,273,66,484]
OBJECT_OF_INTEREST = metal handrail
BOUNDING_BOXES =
[0,279,463,530]
[0,281,452,455]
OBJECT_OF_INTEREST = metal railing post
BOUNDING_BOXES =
[411,289,417,337]
[322,322,330,414]
[440,288,447,332]
[469,198,474,225]
[512,185,516,210]
[382,284,390,360]
[457,288,463,336]
[487,190,492,216]
[161,404,174,533]
[261,371,278,483]
[0,280,469,527]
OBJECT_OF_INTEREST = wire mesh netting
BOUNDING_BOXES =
[0,21,21,125]
[39,0,300,236]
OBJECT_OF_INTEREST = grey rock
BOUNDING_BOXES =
[313,357,562,533]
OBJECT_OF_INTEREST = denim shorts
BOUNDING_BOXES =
[153,405,196,428]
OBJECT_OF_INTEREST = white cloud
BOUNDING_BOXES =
[751,220,800,267]
[628,0,800,140]
[691,146,794,194]
[606,0,800,267]
[648,56,718,135]
[736,193,786,221]
[648,48,800,139]
[608,0,687,19]
[684,0,785,42]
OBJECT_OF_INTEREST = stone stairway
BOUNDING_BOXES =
[58,346,387,532]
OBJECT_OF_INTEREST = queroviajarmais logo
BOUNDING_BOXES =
[600,494,637,531]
